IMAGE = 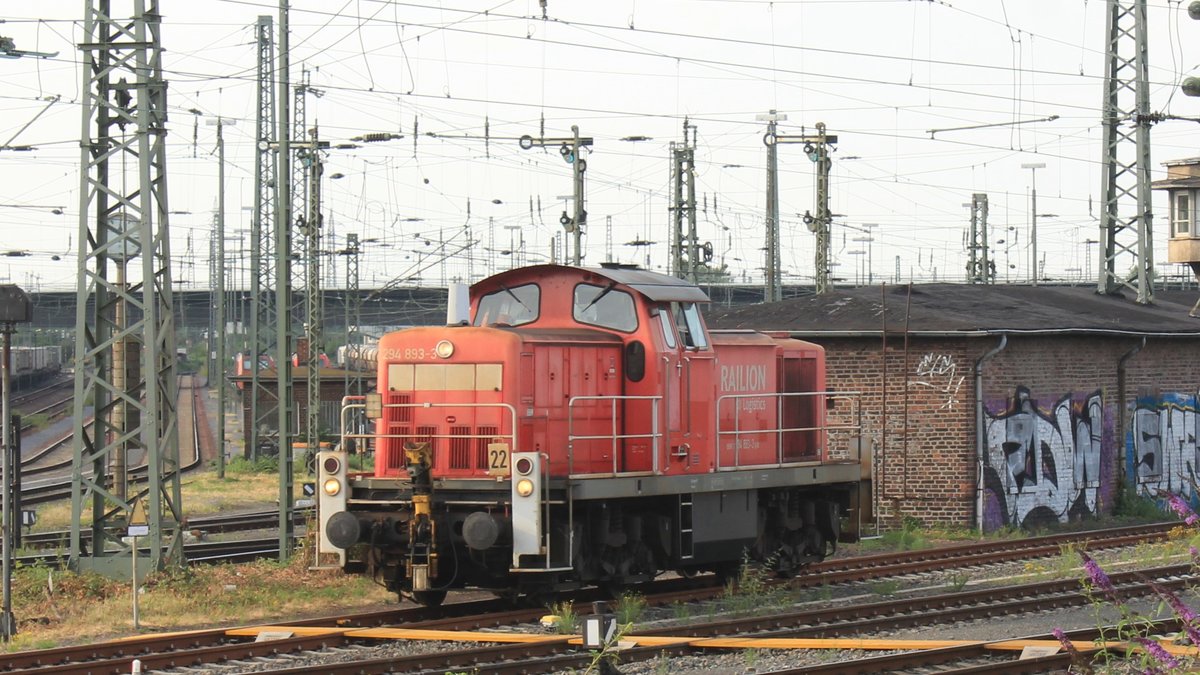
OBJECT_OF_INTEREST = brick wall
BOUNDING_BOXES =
[815,333,1200,533]
[1120,340,1200,506]
[822,337,975,528]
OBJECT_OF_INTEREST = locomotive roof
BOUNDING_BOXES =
[474,264,710,303]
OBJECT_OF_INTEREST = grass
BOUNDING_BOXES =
[31,463,305,532]
[22,412,50,428]
[4,462,396,653]
[4,539,394,653]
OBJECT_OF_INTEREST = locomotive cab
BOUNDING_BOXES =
[317,264,868,605]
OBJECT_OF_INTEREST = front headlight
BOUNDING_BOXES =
[435,339,454,359]
[515,478,534,497]
[322,478,342,496]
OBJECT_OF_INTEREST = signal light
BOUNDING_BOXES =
[322,456,341,475]
[515,456,534,476]
[515,478,535,497]
[323,478,342,496]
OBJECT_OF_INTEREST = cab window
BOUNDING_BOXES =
[655,307,677,349]
[573,283,638,332]
[671,302,709,349]
[473,283,540,327]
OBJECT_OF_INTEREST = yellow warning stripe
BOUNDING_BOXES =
[221,625,1197,658]
[686,638,978,650]
[225,626,351,638]
[345,628,569,643]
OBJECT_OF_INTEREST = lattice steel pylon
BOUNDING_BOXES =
[1098,0,1154,303]
[274,1,295,561]
[669,119,698,282]
[966,193,993,284]
[248,14,277,463]
[291,69,312,343]
[340,233,362,401]
[303,127,324,467]
[71,0,183,575]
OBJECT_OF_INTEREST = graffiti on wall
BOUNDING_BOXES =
[1130,393,1199,499]
[912,353,964,410]
[981,386,1111,531]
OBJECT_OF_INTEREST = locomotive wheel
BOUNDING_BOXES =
[411,590,447,607]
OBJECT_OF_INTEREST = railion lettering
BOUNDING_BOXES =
[720,364,767,392]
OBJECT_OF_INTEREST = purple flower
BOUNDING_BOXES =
[1053,627,1093,674]
[1164,491,1200,525]
[1191,545,1200,561]
[1079,551,1117,599]
[1052,627,1078,656]
[1136,637,1179,671]
[1151,581,1200,646]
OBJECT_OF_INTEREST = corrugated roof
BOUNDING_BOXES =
[705,284,1200,336]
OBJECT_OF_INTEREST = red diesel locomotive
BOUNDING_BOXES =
[316,263,869,605]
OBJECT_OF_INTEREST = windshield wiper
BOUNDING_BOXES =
[498,283,531,312]
[579,282,616,314]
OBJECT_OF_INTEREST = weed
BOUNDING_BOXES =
[670,601,692,621]
[723,552,778,614]
[949,572,971,592]
[1113,488,1168,521]
[879,517,929,551]
[652,653,671,675]
[1050,541,1084,578]
[546,600,578,635]
[615,591,645,626]
[742,647,760,667]
[347,452,374,472]
[869,580,900,596]
[224,455,280,474]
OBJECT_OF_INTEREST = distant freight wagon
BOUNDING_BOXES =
[6,345,63,387]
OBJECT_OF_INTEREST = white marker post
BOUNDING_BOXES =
[128,521,148,629]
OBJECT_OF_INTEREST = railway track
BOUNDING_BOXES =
[0,521,1185,674]
[9,375,72,411]
[13,507,314,549]
[12,374,207,505]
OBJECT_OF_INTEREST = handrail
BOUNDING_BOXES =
[338,398,519,461]
[715,390,863,469]
[566,394,663,478]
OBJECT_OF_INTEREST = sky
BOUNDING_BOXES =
[2,1,1200,293]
